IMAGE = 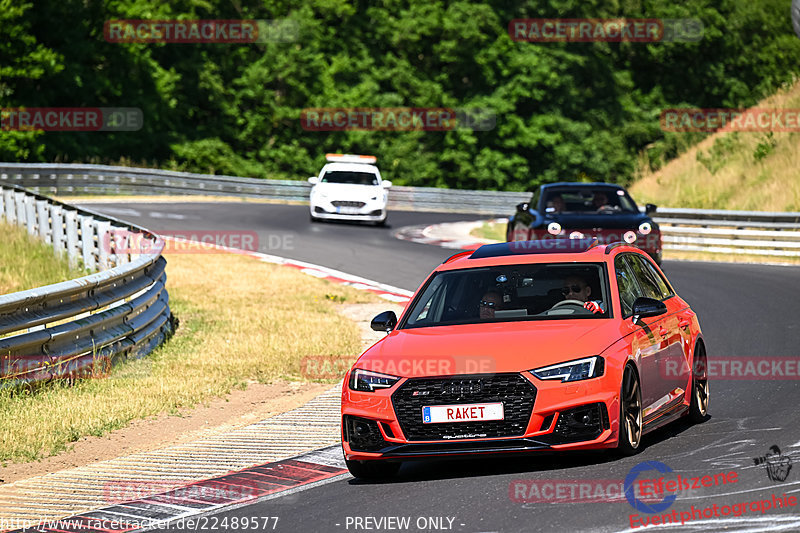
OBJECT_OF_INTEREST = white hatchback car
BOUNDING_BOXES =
[308,154,391,225]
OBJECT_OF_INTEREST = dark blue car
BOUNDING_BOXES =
[506,182,662,265]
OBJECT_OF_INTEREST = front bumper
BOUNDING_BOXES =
[341,371,620,462]
[312,210,387,222]
[310,199,387,222]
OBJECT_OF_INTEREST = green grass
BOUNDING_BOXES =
[0,222,83,294]
[469,221,505,242]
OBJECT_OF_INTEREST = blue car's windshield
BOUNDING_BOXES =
[543,188,639,214]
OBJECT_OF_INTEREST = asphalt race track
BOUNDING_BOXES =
[83,201,800,533]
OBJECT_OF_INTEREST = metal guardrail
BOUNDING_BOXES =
[0,183,176,388]
[0,162,530,214]
[1,162,799,257]
[652,208,800,257]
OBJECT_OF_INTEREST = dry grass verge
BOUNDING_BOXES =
[630,79,800,211]
[0,251,379,464]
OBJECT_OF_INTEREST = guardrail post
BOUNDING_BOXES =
[51,205,66,256]
[36,200,51,243]
[96,220,111,271]
[114,227,130,265]
[106,227,120,267]
[25,195,37,235]
[2,188,14,224]
[79,215,97,271]
[14,191,26,226]
[64,209,79,269]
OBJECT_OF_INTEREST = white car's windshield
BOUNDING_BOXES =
[321,171,379,186]
[402,263,609,329]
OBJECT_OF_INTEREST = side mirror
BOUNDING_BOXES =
[645,203,657,215]
[308,177,318,185]
[632,297,667,324]
[516,202,529,212]
[381,180,392,188]
[370,311,397,332]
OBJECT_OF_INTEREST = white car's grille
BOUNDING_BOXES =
[331,201,366,208]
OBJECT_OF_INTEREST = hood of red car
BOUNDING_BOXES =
[356,320,622,377]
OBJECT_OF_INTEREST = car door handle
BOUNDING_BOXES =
[658,326,668,337]
[679,319,690,330]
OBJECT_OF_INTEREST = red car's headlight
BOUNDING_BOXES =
[531,356,605,382]
[348,368,401,392]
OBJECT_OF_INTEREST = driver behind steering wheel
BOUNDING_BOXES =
[560,275,605,314]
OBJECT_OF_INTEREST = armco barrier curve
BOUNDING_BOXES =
[0,162,530,214]
[1,162,799,256]
[0,183,176,388]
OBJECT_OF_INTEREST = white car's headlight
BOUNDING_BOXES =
[531,356,604,382]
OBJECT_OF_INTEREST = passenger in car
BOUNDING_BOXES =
[546,194,566,213]
[479,291,503,319]
[592,191,611,211]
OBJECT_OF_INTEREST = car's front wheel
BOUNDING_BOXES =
[345,459,401,480]
[688,343,709,423]
[617,364,643,456]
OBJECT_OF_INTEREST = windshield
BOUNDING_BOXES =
[402,263,609,329]
[320,171,379,186]
[543,188,638,214]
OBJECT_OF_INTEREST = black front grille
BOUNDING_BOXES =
[331,201,366,208]
[392,374,536,441]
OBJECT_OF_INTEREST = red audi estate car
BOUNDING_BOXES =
[341,239,709,479]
